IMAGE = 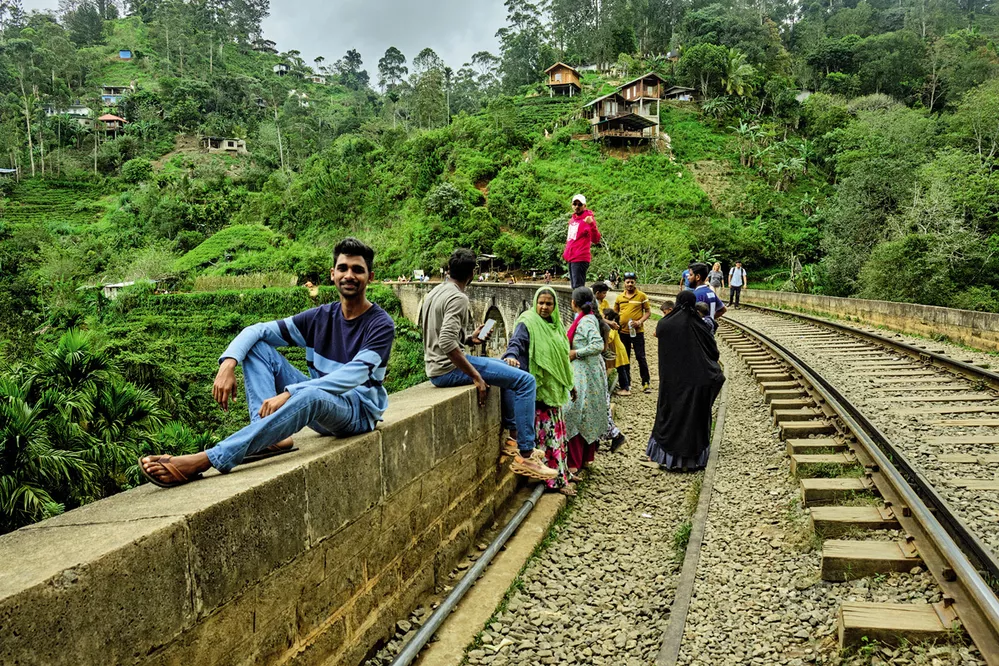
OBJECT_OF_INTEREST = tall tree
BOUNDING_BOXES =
[496,0,547,92]
[335,48,369,90]
[411,47,446,128]
[63,1,104,46]
[678,42,728,98]
[7,35,42,176]
[377,46,407,91]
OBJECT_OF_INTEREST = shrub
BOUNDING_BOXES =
[173,225,279,273]
[424,182,468,220]
[121,158,153,183]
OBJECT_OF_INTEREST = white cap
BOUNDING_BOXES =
[571,194,586,205]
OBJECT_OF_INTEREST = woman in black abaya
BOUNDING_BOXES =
[646,290,725,471]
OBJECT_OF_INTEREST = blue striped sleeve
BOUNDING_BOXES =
[219,321,292,365]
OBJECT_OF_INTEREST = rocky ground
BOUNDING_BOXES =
[365,330,697,665]
[366,324,984,666]
[676,333,982,666]
[457,329,696,666]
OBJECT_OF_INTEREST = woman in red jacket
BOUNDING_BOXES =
[563,194,601,289]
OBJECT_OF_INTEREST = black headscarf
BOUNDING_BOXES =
[650,289,725,458]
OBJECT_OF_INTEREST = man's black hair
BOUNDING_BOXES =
[691,262,709,280]
[591,282,608,294]
[334,237,375,274]
[448,248,477,282]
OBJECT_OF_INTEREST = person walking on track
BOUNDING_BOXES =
[564,194,601,289]
[708,262,725,295]
[728,260,748,307]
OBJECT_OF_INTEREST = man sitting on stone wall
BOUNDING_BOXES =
[139,237,396,488]
[420,248,556,481]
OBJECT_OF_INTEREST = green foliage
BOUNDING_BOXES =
[0,329,170,532]
[173,224,279,273]
[857,234,956,305]
[121,157,153,183]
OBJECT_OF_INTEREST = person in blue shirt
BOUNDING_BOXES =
[139,237,396,488]
[679,261,696,290]
[689,262,728,321]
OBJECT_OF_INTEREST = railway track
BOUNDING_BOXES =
[727,305,999,562]
[718,314,999,663]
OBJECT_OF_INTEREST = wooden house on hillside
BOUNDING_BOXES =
[44,101,92,127]
[97,114,126,134]
[101,84,133,106]
[253,39,278,54]
[544,63,581,97]
[201,136,249,155]
[663,85,697,101]
[584,91,659,142]
[620,72,666,102]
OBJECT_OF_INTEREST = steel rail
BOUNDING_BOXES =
[735,304,999,583]
[388,483,547,666]
[742,303,999,392]
[722,317,999,663]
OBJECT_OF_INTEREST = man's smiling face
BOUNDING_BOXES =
[331,253,371,298]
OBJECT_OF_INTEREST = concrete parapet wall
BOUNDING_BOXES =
[0,383,515,666]
[639,284,999,352]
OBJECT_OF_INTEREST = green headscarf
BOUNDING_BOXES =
[516,287,574,407]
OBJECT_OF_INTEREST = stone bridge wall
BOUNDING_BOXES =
[394,281,999,353]
[639,285,999,353]
[392,283,576,355]
[0,384,515,666]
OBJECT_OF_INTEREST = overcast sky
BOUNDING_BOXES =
[21,0,508,72]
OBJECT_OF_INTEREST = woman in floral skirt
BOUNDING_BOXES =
[503,287,577,494]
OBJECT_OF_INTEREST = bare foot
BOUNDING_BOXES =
[140,452,212,484]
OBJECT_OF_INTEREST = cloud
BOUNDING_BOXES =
[260,0,507,74]
[21,0,509,75]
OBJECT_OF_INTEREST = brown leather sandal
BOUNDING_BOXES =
[138,455,203,489]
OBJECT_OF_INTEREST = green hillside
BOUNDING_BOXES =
[3,0,999,527]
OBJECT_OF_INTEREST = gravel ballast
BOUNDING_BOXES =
[677,335,982,665]
[366,321,984,666]
[729,308,999,561]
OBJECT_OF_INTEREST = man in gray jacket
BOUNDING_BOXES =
[420,248,556,480]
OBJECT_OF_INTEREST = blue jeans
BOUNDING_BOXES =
[430,355,537,454]
[568,261,589,289]
[205,341,370,473]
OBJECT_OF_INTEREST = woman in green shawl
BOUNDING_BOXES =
[502,287,576,493]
